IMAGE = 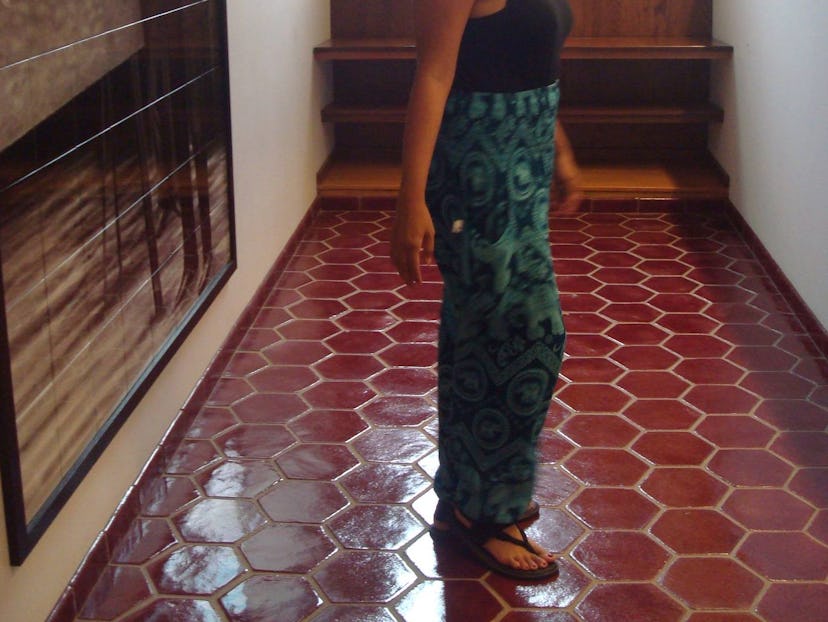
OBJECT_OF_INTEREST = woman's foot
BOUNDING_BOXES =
[453,509,555,572]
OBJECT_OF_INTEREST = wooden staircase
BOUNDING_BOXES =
[314,0,732,203]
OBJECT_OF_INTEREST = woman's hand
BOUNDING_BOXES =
[552,171,585,213]
[551,122,585,213]
[391,198,435,284]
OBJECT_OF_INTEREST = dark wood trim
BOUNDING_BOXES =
[724,201,828,359]
[0,258,28,565]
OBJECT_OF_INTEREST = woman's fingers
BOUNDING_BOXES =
[391,239,420,284]
[390,208,435,284]
[421,227,435,266]
[401,245,424,284]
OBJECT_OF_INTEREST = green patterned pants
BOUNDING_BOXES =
[426,83,566,525]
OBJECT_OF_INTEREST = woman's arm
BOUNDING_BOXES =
[390,0,477,284]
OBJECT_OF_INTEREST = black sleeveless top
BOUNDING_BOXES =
[453,0,573,93]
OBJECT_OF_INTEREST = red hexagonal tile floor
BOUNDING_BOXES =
[50,208,827,622]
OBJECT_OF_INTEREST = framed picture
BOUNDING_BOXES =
[0,0,236,564]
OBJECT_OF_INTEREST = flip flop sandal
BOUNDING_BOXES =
[430,498,540,540]
[447,512,559,581]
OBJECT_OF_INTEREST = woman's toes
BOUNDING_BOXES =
[518,554,546,570]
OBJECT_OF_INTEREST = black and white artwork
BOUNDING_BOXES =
[0,0,236,564]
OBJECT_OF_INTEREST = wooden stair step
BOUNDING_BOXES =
[562,37,733,59]
[322,103,724,125]
[317,152,402,196]
[317,151,729,200]
[563,104,724,124]
[322,104,407,124]
[578,159,729,198]
[314,38,415,61]
[314,37,733,61]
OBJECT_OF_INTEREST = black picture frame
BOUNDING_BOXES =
[0,0,236,565]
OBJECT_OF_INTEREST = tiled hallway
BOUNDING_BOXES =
[53,206,828,622]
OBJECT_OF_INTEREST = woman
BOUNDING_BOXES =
[390,0,581,580]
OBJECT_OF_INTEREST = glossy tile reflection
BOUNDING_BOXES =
[51,207,828,622]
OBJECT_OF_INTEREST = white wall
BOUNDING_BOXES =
[0,2,332,621]
[711,0,828,328]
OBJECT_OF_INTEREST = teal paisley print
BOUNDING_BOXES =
[426,84,566,524]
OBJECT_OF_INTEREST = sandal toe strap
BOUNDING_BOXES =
[490,523,534,554]
[463,520,535,555]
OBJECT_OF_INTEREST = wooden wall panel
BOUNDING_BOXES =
[333,61,415,106]
[331,0,415,38]
[569,0,712,37]
[567,123,708,153]
[330,0,714,40]
[561,60,710,106]
[335,123,404,151]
